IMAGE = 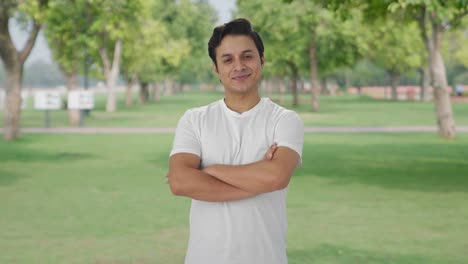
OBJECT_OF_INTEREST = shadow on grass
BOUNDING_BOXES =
[0,147,95,163]
[0,139,95,185]
[297,141,468,193]
[0,169,28,186]
[288,244,458,264]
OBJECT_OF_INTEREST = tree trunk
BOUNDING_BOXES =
[65,71,80,126]
[389,71,400,101]
[416,8,432,102]
[298,78,304,93]
[273,76,280,102]
[99,39,122,113]
[164,78,173,95]
[345,69,352,91]
[419,60,431,102]
[174,82,181,93]
[266,79,273,99]
[152,82,160,102]
[430,32,456,138]
[418,8,455,138]
[320,77,328,95]
[289,62,299,107]
[125,73,137,107]
[139,82,149,104]
[309,41,320,112]
[279,78,286,105]
[428,21,456,138]
[0,14,41,140]
[3,65,22,140]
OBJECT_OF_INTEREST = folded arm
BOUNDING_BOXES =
[203,146,300,194]
[167,145,280,201]
[167,153,256,202]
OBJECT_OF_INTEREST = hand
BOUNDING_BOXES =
[263,143,278,161]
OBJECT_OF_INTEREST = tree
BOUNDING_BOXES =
[45,0,89,125]
[442,24,468,88]
[168,0,217,86]
[238,0,309,106]
[86,0,141,112]
[0,0,48,140]
[239,0,367,110]
[120,1,171,106]
[401,2,466,138]
[326,0,468,138]
[368,20,423,100]
[153,0,214,94]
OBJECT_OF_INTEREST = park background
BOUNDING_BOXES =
[1,0,468,263]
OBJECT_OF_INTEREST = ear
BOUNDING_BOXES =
[212,63,219,74]
[261,56,265,67]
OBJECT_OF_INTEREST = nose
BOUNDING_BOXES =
[233,57,246,71]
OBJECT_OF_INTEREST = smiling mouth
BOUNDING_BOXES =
[232,74,250,81]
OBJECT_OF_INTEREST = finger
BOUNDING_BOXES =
[264,143,278,160]
[270,143,278,153]
[265,149,275,160]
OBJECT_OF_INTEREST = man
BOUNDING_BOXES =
[167,18,304,264]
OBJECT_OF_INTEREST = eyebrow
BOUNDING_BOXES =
[221,49,254,58]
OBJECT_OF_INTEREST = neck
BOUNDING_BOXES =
[224,91,261,113]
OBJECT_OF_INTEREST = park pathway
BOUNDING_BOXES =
[2,126,468,134]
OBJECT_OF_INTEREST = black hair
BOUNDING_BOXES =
[208,18,264,67]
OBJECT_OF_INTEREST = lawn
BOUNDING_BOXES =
[1,133,467,263]
[6,89,468,128]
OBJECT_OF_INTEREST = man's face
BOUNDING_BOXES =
[214,35,264,96]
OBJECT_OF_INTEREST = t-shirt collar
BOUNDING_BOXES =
[222,97,265,118]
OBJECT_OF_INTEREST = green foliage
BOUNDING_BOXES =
[238,0,308,77]
[44,0,143,81]
[388,0,468,26]
[160,0,217,83]
[348,60,388,87]
[120,0,216,84]
[443,25,468,69]
[45,0,89,74]
[120,2,174,83]
[16,0,49,23]
[314,8,368,75]
[368,19,423,75]
[442,24,468,85]
[238,0,367,79]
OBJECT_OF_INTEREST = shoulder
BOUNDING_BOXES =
[261,98,303,124]
[181,99,224,120]
[186,99,223,116]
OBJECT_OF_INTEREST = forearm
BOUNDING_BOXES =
[168,167,256,202]
[204,160,288,194]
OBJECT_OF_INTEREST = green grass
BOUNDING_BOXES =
[6,90,468,128]
[1,133,467,263]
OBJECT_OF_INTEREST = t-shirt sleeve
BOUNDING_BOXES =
[169,110,201,157]
[274,111,304,159]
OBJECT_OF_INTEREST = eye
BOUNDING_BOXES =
[243,55,252,59]
[223,58,232,64]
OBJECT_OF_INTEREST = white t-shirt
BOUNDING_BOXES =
[170,97,304,264]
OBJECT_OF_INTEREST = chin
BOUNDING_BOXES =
[231,87,256,95]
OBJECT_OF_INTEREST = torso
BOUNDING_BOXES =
[184,98,291,264]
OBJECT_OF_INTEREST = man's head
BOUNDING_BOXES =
[208,18,265,97]
[208,18,264,68]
